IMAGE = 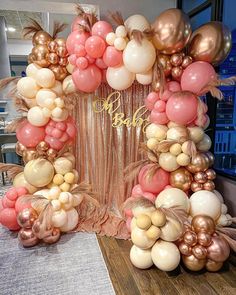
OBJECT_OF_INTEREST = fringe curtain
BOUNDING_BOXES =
[71,83,150,238]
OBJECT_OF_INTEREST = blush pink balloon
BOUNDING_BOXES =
[167,81,181,92]
[85,54,95,64]
[0,199,3,211]
[0,208,20,230]
[68,54,77,65]
[85,36,106,58]
[72,64,102,93]
[181,61,216,94]
[16,121,45,148]
[76,56,89,70]
[166,91,198,125]
[145,92,159,110]
[138,164,170,194]
[45,135,63,150]
[159,89,173,101]
[103,46,123,67]
[91,21,113,39]
[150,110,169,125]
[66,31,90,55]
[15,196,32,214]
[143,192,156,203]
[132,184,144,196]
[74,44,86,57]
[95,58,107,69]
[154,100,166,112]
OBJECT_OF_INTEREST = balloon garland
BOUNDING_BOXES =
[0,6,236,275]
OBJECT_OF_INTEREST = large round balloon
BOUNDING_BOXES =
[188,21,232,65]
[106,65,135,90]
[16,121,45,148]
[124,14,150,35]
[130,245,153,269]
[152,8,191,54]
[72,64,102,93]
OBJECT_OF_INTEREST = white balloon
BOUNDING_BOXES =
[226,214,232,226]
[146,123,168,140]
[51,108,69,122]
[123,39,156,74]
[190,190,221,220]
[54,157,73,175]
[197,134,212,151]
[62,75,76,94]
[106,65,135,90]
[213,190,224,203]
[216,214,229,226]
[130,245,153,269]
[115,25,127,38]
[167,126,189,141]
[27,106,49,126]
[155,188,190,212]
[36,68,55,88]
[125,14,150,34]
[36,89,56,108]
[17,77,40,99]
[131,227,156,249]
[136,69,153,85]
[60,208,79,232]
[114,37,127,51]
[106,32,116,45]
[160,216,183,242]
[151,240,180,271]
[52,209,67,228]
[26,63,41,79]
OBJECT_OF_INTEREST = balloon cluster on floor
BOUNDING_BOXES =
[0,6,235,273]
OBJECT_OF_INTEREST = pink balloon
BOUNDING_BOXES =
[3,196,15,208]
[85,54,95,64]
[145,92,159,111]
[76,56,89,70]
[91,21,113,39]
[167,81,181,92]
[166,91,198,125]
[0,208,20,230]
[138,164,169,194]
[103,46,123,67]
[68,54,77,65]
[95,58,107,69]
[15,196,32,214]
[74,44,86,57]
[45,135,63,150]
[66,121,77,139]
[66,31,90,55]
[143,192,156,203]
[181,61,216,94]
[16,120,45,148]
[150,110,169,125]
[85,36,106,58]
[72,64,102,93]
[0,199,3,212]
[154,100,166,112]
[159,89,172,101]
[131,184,143,196]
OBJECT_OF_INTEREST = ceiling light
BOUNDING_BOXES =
[5,27,16,32]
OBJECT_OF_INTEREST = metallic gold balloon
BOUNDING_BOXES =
[192,245,207,260]
[48,40,58,52]
[152,8,191,54]
[206,259,223,272]
[17,208,38,229]
[47,52,59,65]
[197,232,212,247]
[191,182,203,192]
[207,236,230,262]
[55,38,66,47]
[182,254,206,271]
[205,152,215,167]
[43,228,61,244]
[49,65,68,81]
[36,141,49,153]
[170,53,183,66]
[59,57,68,67]
[28,53,35,64]
[33,30,53,46]
[203,180,215,191]
[183,231,197,246]
[188,21,232,65]
[170,167,193,191]
[56,46,68,58]
[22,149,38,163]
[18,228,39,247]
[186,153,209,173]
[205,169,216,180]
[179,242,192,256]
[182,56,192,68]
[32,44,50,67]
[47,148,58,159]
[16,142,26,156]
[157,54,172,76]
[194,172,207,184]
[192,215,215,235]
[171,66,183,81]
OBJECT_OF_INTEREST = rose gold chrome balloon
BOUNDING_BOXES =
[192,244,207,260]
[171,66,183,81]
[206,259,223,272]
[152,8,191,54]
[17,208,38,229]
[191,182,203,192]
[48,40,58,53]
[170,167,193,191]
[203,180,215,191]
[36,141,49,153]
[205,152,215,166]
[170,53,183,66]
[188,22,232,65]
[47,52,59,65]
[179,242,192,256]
[205,169,216,180]
[207,236,230,262]
[192,215,215,235]
[16,142,26,156]
[182,254,206,271]
[43,228,61,244]
[49,65,68,81]
[194,172,207,184]
[32,44,50,67]
[182,56,192,68]
[22,149,38,163]
[197,232,212,247]
[157,54,172,76]
[47,148,58,159]
[183,231,198,246]
[186,153,209,173]
[18,228,39,247]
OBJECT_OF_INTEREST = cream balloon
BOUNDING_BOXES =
[36,89,56,108]
[151,240,180,271]
[114,37,127,51]
[27,106,49,126]
[159,152,180,172]
[216,214,229,227]
[123,39,156,74]
[106,65,135,90]
[36,68,55,88]
[155,188,190,212]
[132,205,156,218]
[51,80,63,96]
[213,190,224,203]
[26,63,41,79]
[52,209,67,228]
[130,245,153,269]
[23,98,38,108]
[167,126,189,141]
[147,138,159,150]
[169,143,182,156]
[160,216,183,241]
[13,172,37,194]
[63,152,76,168]
[51,108,69,122]
[131,227,156,249]
[188,127,204,143]
[60,208,79,232]
[190,190,221,220]
[54,157,73,175]
[197,134,212,151]
[125,14,150,34]
[221,203,228,214]
[66,63,75,74]
[131,217,137,231]
[146,123,168,141]
[17,77,40,99]
[62,75,76,94]
[167,121,183,128]
[115,25,127,38]
[136,69,153,85]
[106,32,116,45]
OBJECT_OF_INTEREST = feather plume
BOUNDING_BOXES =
[108,11,124,26]
[23,18,44,38]
[124,159,149,183]
[52,22,67,38]
[14,96,29,113]
[216,226,236,252]
[0,163,23,180]
[5,117,25,133]
[131,29,155,45]
[0,77,20,90]
[186,140,197,158]
[152,61,166,94]
[144,163,160,183]
[70,182,99,207]
[122,196,154,212]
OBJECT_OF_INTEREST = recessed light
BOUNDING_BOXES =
[5,27,16,32]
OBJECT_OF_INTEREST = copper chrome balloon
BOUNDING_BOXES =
[18,228,39,247]
[17,208,38,229]
[207,236,230,262]
[206,259,223,272]
[170,167,193,191]
[43,228,61,244]
[192,215,215,235]
[182,254,206,271]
